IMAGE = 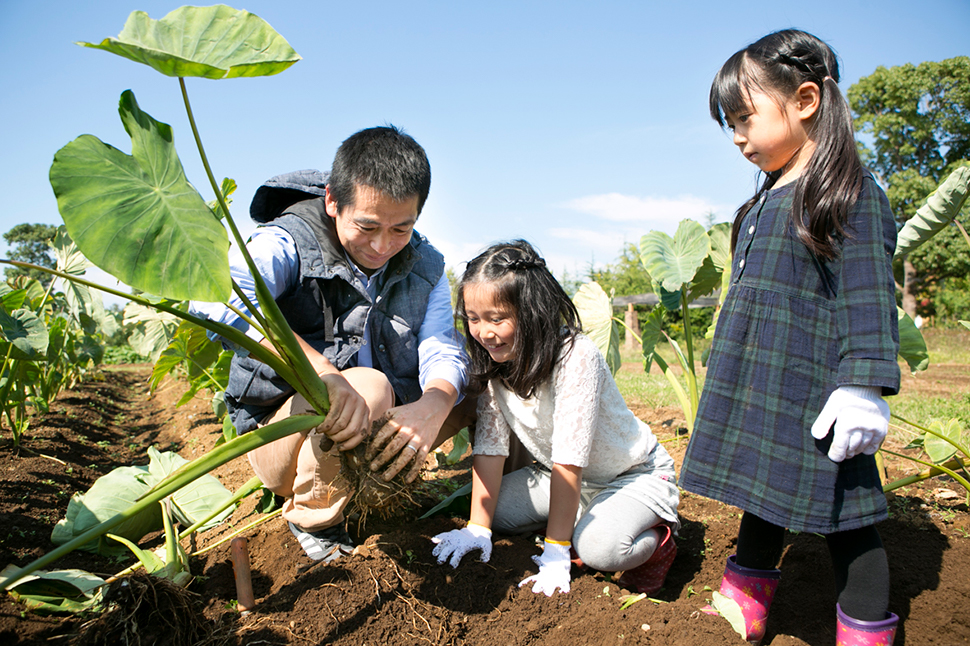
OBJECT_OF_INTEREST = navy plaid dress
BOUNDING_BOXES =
[680,174,900,533]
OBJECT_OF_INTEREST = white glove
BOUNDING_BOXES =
[811,386,890,462]
[518,539,572,596]
[431,523,492,568]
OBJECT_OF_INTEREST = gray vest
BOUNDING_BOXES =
[225,196,444,433]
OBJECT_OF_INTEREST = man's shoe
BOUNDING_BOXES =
[288,521,355,562]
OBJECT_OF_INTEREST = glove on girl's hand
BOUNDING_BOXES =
[811,386,890,463]
[431,524,492,568]
[518,539,572,596]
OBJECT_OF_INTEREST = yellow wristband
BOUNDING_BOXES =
[544,537,571,547]
[467,522,491,532]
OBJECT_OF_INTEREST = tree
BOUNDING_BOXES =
[3,223,58,286]
[849,57,970,319]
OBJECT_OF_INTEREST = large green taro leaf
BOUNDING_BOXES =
[895,165,970,259]
[924,419,966,465]
[78,5,301,79]
[572,281,621,376]
[0,308,48,361]
[50,91,230,302]
[897,307,929,373]
[640,220,711,293]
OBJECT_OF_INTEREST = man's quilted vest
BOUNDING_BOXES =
[225,196,444,433]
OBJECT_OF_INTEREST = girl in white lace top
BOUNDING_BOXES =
[431,240,681,597]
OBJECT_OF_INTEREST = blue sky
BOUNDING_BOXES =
[1,1,967,305]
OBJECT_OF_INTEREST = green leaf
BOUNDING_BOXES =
[50,90,231,302]
[208,177,237,221]
[895,165,970,259]
[51,226,113,335]
[106,533,165,574]
[78,5,301,79]
[710,592,748,640]
[572,281,621,375]
[924,419,967,465]
[146,446,233,531]
[0,308,49,360]
[640,306,666,373]
[443,428,470,465]
[1,565,105,615]
[897,307,929,373]
[418,481,473,520]
[125,301,181,363]
[51,465,161,556]
[640,220,711,293]
[619,592,647,609]
[707,222,733,271]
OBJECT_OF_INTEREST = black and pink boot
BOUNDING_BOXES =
[702,554,781,644]
[836,603,898,646]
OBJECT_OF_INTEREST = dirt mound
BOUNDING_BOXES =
[1,366,969,645]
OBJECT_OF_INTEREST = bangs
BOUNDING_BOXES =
[709,51,764,126]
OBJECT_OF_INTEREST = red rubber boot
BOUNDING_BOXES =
[616,524,677,596]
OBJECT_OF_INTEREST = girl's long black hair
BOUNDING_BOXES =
[456,240,582,399]
[710,29,863,260]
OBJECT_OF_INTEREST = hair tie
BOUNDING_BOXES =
[507,258,546,271]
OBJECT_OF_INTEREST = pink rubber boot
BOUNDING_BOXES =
[703,554,780,645]
[836,603,898,646]
[617,524,677,595]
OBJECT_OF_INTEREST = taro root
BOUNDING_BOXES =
[338,414,421,527]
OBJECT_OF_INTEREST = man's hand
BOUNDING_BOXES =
[365,382,456,482]
[316,372,371,451]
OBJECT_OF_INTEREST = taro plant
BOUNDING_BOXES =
[574,220,732,433]
[0,227,116,446]
[881,164,970,497]
[0,5,342,591]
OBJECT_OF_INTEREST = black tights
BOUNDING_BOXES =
[735,512,889,621]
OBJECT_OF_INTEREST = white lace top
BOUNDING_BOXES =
[473,333,657,484]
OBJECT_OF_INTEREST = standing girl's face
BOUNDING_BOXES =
[463,282,516,364]
[725,86,818,185]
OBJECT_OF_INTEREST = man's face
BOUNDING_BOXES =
[325,184,419,275]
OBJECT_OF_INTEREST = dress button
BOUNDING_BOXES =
[378,344,386,352]
[739,259,746,268]
[748,225,755,235]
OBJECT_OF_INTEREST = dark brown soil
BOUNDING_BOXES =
[1,364,969,645]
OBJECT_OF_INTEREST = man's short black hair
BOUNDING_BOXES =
[328,125,432,215]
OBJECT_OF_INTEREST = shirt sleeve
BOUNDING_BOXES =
[471,385,511,457]
[416,271,469,398]
[835,176,901,395]
[188,226,299,354]
[549,336,603,467]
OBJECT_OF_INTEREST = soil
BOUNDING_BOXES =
[1,363,969,645]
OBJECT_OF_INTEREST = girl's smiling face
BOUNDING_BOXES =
[463,282,516,363]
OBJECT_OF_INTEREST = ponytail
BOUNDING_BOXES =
[711,29,863,259]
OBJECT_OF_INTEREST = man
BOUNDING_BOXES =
[193,126,469,562]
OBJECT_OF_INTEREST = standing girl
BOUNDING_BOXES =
[430,240,680,597]
[681,30,900,645]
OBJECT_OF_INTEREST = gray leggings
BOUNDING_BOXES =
[492,464,668,572]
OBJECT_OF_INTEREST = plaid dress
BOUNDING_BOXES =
[680,174,900,533]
